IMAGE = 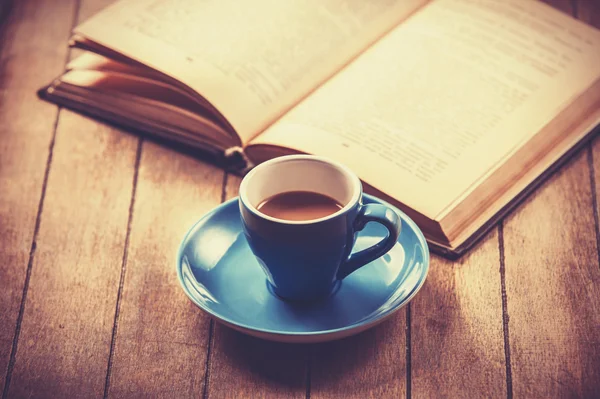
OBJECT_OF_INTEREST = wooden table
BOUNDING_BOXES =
[1,0,600,398]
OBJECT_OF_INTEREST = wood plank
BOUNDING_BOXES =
[6,109,139,398]
[503,151,600,398]
[225,174,243,201]
[310,312,407,398]
[540,0,574,14]
[582,8,600,397]
[208,325,308,399]
[0,0,77,394]
[583,12,600,399]
[106,142,223,398]
[576,0,600,352]
[592,136,600,272]
[204,174,308,399]
[4,0,142,396]
[411,233,507,398]
[575,0,600,28]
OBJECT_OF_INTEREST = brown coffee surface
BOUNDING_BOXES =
[257,191,343,221]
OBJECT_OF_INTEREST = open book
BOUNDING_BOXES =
[39,0,600,258]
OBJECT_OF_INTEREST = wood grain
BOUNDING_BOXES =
[202,174,307,399]
[208,325,308,399]
[106,142,223,398]
[310,312,407,398]
[0,0,76,395]
[5,110,138,398]
[411,232,507,399]
[503,151,600,398]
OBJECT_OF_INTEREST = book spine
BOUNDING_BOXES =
[223,146,254,175]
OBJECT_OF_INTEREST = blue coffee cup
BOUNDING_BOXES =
[239,155,401,301]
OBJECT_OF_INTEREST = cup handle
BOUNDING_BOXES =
[336,204,402,280]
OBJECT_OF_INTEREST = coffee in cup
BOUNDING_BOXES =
[257,191,343,221]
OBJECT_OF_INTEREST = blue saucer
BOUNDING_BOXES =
[176,194,429,343]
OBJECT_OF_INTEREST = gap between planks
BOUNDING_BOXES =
[201,172,229,399]
[405,304,412,399]
[1,1,81,396]
[2,110,60,399]
[103,138,143,398]
[587,147,600,271]
[498,223,513,399]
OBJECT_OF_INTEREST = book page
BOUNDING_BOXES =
[75,0,427,143]
[249,0,600,218]
[55,70,233,147]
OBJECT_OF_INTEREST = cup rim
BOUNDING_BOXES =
[239,155,362,225]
